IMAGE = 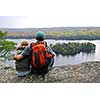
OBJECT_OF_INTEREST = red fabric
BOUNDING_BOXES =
[31,42,53,68]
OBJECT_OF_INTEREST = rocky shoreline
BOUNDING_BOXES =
[0,61,100,83]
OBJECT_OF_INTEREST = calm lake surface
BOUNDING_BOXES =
[8,39,100,66]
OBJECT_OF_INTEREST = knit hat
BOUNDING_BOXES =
[36,31,45,39]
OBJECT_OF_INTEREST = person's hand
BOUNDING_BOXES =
[14,54,24,60]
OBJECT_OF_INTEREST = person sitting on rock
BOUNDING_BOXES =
[14,40,32,76]
[14,31,55,75]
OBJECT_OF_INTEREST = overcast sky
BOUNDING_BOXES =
[0,0,100,28]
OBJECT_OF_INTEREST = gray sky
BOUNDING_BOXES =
[0,0,100,28]
[0,16,35,28]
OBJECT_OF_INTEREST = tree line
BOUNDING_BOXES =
[50,42,96,56]
[0,30,96,60]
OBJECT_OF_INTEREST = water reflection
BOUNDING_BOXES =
[54,52,96,66]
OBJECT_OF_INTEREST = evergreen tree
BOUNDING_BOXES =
[0,31,16,60]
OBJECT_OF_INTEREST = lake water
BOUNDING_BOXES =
[8,39,100,66]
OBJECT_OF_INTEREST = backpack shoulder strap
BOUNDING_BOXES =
[30,42,33,49]
[30,42,37,48]
[43,41,47,47]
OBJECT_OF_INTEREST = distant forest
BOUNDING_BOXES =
[1,27,100,40]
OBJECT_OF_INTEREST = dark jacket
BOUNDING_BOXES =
[15,47,31,72]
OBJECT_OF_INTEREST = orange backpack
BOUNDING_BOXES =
[31,41,54,69]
